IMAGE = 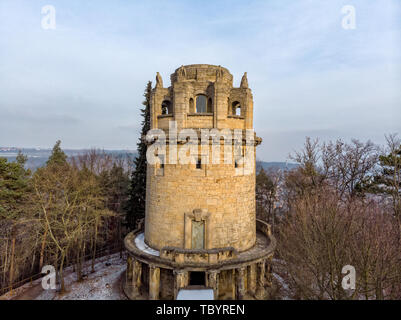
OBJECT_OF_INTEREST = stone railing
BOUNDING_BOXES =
[256,219,272,237]
[125,219,276,269]
[227,115,245,119]
[160,246,237,265]
[187,113,214,117]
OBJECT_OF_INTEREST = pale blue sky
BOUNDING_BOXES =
[0,0,400,161]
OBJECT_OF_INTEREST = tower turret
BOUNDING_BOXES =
[145,64,258,252]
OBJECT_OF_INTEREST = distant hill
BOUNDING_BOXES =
[1,147,298,172]
[257,161,299,172]
[0,148,137,170]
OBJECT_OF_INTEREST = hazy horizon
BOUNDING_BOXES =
[1,0,400,161]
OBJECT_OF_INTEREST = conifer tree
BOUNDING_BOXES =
[46,140,67,166]
[0,152,31,218]
[126,81,152,230]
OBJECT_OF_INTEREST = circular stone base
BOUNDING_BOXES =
[123,220,275,300]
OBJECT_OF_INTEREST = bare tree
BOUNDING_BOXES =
[256,167,282,231]
[277,189,401,300]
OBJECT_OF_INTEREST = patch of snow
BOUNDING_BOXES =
[273,273,291,300]
[36,253,127,300]
[135,233,160,256]
[273,273,289,291]
[177,289,214,300]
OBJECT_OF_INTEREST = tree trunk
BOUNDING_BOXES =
[91,219,98,273]
[3,238,9,287]
[39,227,48,271]
[9,235,16,287]
[76,241,82,281]
[59,252,66,293]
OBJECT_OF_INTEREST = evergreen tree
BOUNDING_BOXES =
[46,140,67,166]
[0,152,33,288]
[126,81,152,230]
[0,152,31,218]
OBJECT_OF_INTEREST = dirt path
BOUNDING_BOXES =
[11,283,46,300]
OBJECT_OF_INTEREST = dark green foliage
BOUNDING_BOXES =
[46,140,67,166]
[126,81,152,230]
[0,151,31,219]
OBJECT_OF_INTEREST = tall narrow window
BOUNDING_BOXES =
[196,95,207,113]
[189,98,194,113]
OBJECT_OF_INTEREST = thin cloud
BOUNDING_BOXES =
[0,0,400,159]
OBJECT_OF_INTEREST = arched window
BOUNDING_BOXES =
[161,100,172,115]
[189,98,194,113]
[207,98,213,113]
[232,101,241,116]
[196,95,207,113]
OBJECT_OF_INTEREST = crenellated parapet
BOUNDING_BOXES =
[151,64,253,130]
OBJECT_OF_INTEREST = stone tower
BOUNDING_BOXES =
[124,64,275,300]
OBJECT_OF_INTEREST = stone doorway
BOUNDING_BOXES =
[189,271,206,286]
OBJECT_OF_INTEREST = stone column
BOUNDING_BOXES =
[126,256,133,283]
[265,257,273,287]
[227,269,236,300]
[149,265,160,300]
[125,256,134,298]
[244,89,254,129]
[247,264,257,295]
[214,82,229,129]
[236,267,246,300]
[173,83,187,130]
[256,260,266,299]
[206,270,219,300]
[132,259,142,294]
[174,270,189,299]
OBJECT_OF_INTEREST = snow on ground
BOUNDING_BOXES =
[1,252,127,300]
[272,258,292,300]
[273,273,290,300]
[36,253,127,300]
[135,233,159,256]
[177,289,214,300]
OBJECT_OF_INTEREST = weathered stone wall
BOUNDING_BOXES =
[145,140,257,252]
[159,269,174,299]
[186,115,214,129]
